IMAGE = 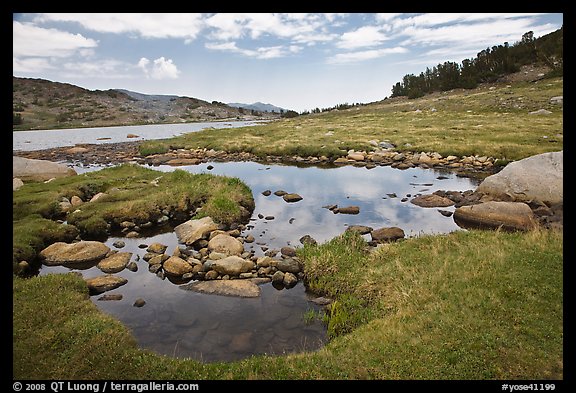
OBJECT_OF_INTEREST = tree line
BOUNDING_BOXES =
[390,27,563,99]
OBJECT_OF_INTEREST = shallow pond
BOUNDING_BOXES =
[39,160,481,362]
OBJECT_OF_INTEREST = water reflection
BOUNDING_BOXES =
[47,160,480,362]
[41,231,328,363]
[147,162,480,251]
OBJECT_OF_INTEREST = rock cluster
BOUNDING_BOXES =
[141,218,305,292]
[37,216,307,298]
[14,142,501,176]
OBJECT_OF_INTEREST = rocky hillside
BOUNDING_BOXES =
[13,77,280,130]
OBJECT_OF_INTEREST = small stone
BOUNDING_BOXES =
[283,193,303,203]
[133,298,146,307]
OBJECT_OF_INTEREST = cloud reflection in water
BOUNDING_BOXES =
[153,162,479,252]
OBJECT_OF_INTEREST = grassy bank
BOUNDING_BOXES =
[14,228,562,379]
[13,164,254,270]
[139,77,563,161]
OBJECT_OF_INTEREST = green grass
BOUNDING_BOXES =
[13,228,563,380]
[139,77,563,162]
[12,164,254,270]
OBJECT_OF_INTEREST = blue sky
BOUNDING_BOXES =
[13,13,563,112]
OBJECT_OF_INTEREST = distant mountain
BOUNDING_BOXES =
[13,77,280,130]
[227,102,289,113]
[114,89,180,102]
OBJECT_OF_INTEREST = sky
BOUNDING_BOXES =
[13,13,563,113]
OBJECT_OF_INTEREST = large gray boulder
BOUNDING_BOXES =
[476,151,563,206]
[13,156,77,182]
[453,201,537,231]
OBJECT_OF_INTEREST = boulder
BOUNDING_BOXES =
[85,275,127,295]
[371,227,405,242]
[276,258,301,274]
[146,242,168,254]
[163,256,194,276]
[476,151,562,206]
[97,252,132,273]
[13,156,77,182]
[282,193,303,203]
[410,194,454,208]
[453,201,537,231]
[13,178,24,191]
[347,152,365,161]
[39,241,110,266]
[346,225,373,235]
[280,246,297,257]
[282,272,298,288]
[207,233,244,256]
[335,206,360,214]
[211,256,254,276]
[174,216,219,246]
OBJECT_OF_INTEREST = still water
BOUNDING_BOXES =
[13,120,267,151]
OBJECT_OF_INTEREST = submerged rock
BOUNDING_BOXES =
[181,279,265,297]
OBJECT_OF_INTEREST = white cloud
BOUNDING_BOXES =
[138,56,180,79]
[337,25,390,49]
[205,13,343,47]
[13,21,97,58]
[205,41,302,59]
[33,13,205,41]
[328,47,408,64]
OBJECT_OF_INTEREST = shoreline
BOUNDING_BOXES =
[12,139,501,182]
